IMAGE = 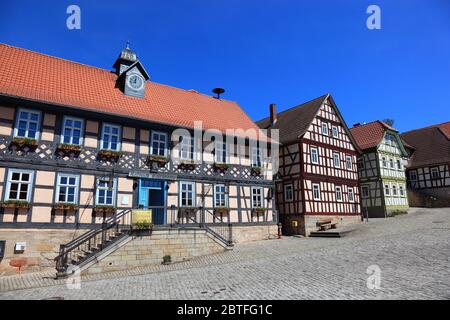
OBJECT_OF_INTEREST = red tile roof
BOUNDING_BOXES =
[0,44,262,138]
[401,121,450,168]
[349,120,397,150]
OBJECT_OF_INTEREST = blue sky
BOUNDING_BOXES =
[0,0,449,132]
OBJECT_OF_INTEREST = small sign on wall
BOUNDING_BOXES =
[121,196,129,205]
[14,242,26,253]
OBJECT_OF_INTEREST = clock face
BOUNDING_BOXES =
[127,74,144,91]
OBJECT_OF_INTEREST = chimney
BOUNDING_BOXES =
[270,104,277,126]
[353,123,361,127]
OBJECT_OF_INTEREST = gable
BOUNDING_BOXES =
[303,97,356,151]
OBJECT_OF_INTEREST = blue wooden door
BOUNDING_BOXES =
[138,179,166,225]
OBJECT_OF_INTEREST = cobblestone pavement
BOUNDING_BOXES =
[0,208,449,300]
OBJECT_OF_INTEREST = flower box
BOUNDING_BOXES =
[251,166,262,176]
[98,149,122,160]
[94,206,117,214]
[10,137,38,150]
[252,208,267,215]
[56,143,82,154]
[213,163,229,173]
[214,207,230,215]
[132,221,154,231]
[1,200,32,209]
[53,203,78,210]
[147,155,169,167]
[178,160,197,170]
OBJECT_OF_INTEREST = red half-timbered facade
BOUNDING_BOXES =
[258,94,362,236]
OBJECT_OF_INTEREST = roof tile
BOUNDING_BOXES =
[0,44,260,135]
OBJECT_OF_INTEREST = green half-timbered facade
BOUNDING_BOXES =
[350,121,409,218]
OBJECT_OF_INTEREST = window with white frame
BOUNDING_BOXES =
[361,185,370,198]
[251,187,263,208]
[179,135,194,160]
[321,122,329,136]
[96,178,116,206]
[150,131,167,157]
[180,182,195,207]
[409,170,418,181]
[311,147,319,164]
[392,185,398,196]
[335,186,342,201]
[431,167,440,179]
[389,158,394,169]
[61,116,83,145]
[5,169,34,201]
[397,159,402,170]
[56,174,79,204]
[101,124,121,151]
[399,185,405,197]
[312,184,321,201]
[333,152,341,168]
[384,184,390,196]
[284,184,293,202]
[214,184,227,208]
[14,109,41,139]
[215,140,227,163]
[348,187,355,202]
[382,156,387,168]
[332,126,338,138]
[346,155,353,170]
[251,147,262,167]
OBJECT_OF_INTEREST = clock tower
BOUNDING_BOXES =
[113,43,150,99]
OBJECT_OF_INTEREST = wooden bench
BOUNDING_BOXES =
[316,219,338,231]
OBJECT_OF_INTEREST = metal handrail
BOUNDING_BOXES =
[186,209,233,246]
[55,209,132,275]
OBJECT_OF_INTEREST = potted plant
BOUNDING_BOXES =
[10,137,38,150]
[53,203,78,210]
[251,166,262,176]
[56,143,82,155]
[178,160,197,170]
[1,200,32,209]
[213,163,229,173]
[131,220,154,235]
[94,205,116,214]
[146,155,169,167]
[97,149,122,160]
[162,255,172,265]
[252,207,267,215]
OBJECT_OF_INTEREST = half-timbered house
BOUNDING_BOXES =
[0,44,277,275]
[257,94,361,236]
[349,121,409,218]
[400,122,450,207]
